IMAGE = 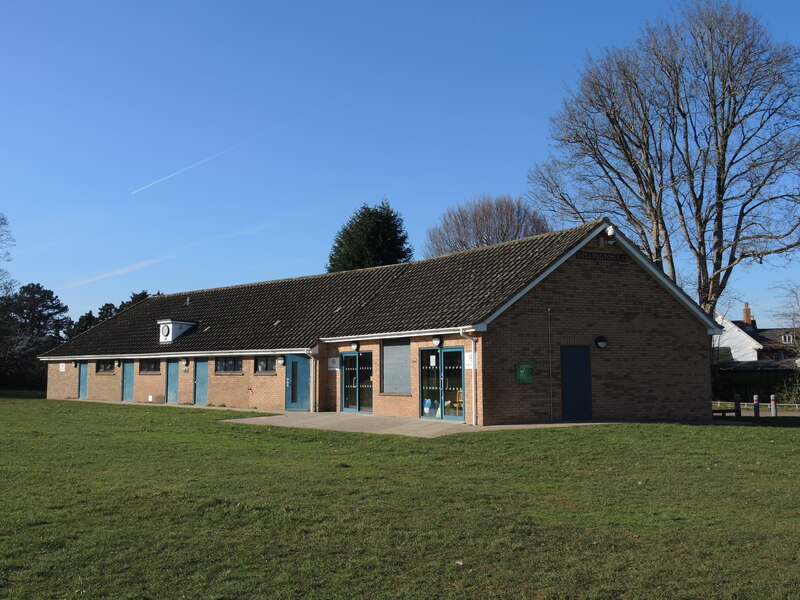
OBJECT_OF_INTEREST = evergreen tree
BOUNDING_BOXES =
[97,303,117,321]
[0,283,69,389]
[326,200,413,272]
[64,311,98,339]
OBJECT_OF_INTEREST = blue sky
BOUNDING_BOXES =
[1,0,798,326]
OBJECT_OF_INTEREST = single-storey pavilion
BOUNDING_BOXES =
[41,219,718,424]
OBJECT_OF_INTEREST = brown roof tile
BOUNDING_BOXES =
[41,219,606,358]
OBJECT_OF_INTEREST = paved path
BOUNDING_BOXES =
[225,412,614,438]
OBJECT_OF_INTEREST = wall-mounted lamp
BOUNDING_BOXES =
[183,358,190,367]
[115,359,121,367]
[350,341,359,351]
[72,361,78,368]
[277,355,285,366]
[595,336,609,349]
[432,336,442,347]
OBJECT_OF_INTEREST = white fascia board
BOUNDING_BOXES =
[156,319,195,325]
[39,348,312,362]
[320,327,481,344]
[715,312,762,349]
[475,221,611,329]
[474,220,721,335]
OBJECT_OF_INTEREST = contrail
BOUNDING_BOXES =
[65,255,175,288]
[131,134,263,195]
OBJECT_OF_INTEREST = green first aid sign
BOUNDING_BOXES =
[515,363,534,383]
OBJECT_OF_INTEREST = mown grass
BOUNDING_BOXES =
[1,398,798,599]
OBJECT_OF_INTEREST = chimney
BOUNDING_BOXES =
[743,302,757,328]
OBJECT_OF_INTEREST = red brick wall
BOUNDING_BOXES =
[134,360,166,403]
[481,237,712,425]
[320,335,481,422]
[89,362,121,401]
[46,361,78,399]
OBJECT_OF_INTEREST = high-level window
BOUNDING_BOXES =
[139,359,160,373]
[215,357,243,373]
[96,360,114,373]
[255,356,276,373]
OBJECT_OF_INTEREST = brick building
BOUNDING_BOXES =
[41,219,718,424]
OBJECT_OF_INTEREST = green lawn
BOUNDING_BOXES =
[1,399,798,599]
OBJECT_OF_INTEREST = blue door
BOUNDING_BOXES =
[561,346,592,420]
[78,361,88,399]
[194,359,208,405]
[285,355,310,411]
[420,348,464,421]
[341,352,373,413]
[166,359,179,404]
[121,360,134,402]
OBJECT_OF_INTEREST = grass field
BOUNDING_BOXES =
[1,397,799,599]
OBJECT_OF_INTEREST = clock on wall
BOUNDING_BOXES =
[161,325,170,337]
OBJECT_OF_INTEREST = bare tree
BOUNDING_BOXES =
[424,195,549,258]
[529,1,800,314]
[0,213,15,295]
[770,281,800,349]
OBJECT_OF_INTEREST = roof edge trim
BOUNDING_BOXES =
[320,327,481,343]
[474,219,720,334]
[475,221,611,328]
[39,348,313,361]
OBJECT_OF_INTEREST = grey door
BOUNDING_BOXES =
[561,346,592,420]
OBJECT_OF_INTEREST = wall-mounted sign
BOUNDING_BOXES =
[465,351,475,370]
[574,251,627,262]
[515,363,534,383]
[327,357,340,371]
[59,363,66,372]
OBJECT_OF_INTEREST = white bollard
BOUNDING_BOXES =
[753,394,760,418]
[770,394,778,417]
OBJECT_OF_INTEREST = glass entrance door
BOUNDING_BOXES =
[341,352,372,413]
[420,347,464,420]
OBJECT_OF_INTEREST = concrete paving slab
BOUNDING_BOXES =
[225,411,615,438]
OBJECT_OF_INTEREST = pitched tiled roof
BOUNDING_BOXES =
[41,219,607,358]
[730,322,799,354]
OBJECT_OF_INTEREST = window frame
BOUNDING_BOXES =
[96,360,115,373]
[215,357,243,373]
[380,337,412,395]
[254,356,276,374]
[139,359,161,373]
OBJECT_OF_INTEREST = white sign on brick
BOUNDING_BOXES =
[327,357,340,371]
[465,352,475,370]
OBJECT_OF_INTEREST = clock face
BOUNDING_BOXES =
[161,325,170,337]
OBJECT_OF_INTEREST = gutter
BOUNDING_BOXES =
[320,326,484,344]
[39,348,316,362]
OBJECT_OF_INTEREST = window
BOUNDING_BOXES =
[255,356,276,373]
[782,334,794,344]
[96,360,114,373]
[215,357,243,373]
[139,359,160,373]
[382,338,411,394]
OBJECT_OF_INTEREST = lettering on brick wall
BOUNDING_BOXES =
[574,251,627,262]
